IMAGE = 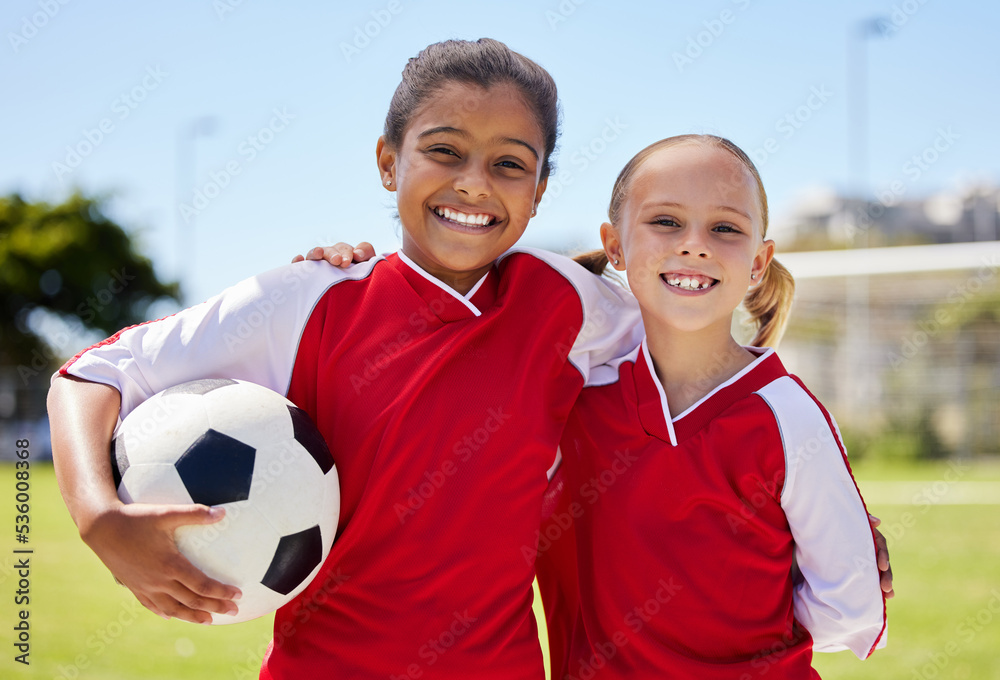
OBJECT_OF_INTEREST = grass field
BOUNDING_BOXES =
[2,460,999,679]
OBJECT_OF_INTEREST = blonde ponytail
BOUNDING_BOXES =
[573,249,610,275]
[744,257,795,348]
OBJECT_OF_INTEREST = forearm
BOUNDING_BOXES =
[48,374,123,540]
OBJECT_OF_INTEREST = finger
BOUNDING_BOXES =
[873,532,889,572]
[134,592,171,621]
[149,591,217,625]
[159,550,242,608]
[151,505,244,602]
[333,243,355,267]
[305,246,327,261]
[306,246,328,261]
[354,242,376,261]
[877,549,889,573]
[313,246,344,265]
[880,567,894,598]
[169,581,240,618]
[291,254,304,264]
[868,513,881,528]
[158,504,227,529]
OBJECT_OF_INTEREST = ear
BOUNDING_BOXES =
[532,176,548,215]
[751,239,776,284]
[600,222,625,270]
[376,136,396,191]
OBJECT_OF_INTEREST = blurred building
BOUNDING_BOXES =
[775,184,1000,250]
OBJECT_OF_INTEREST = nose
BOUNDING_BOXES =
[676,227,710,258]
[454,161,492,198]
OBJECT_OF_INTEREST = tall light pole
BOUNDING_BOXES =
[175,116,217,305]
[842,18,888,424]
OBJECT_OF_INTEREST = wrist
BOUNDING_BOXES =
[76,495,125,546]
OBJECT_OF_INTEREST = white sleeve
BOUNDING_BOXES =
[757,376,887,659]
[55,258,381,422]
[506,247,643,386]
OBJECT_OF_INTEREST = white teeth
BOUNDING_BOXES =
[435,207,493,227]
[665,275,713,291]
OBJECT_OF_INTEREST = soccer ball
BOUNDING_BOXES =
[110,378,340,624]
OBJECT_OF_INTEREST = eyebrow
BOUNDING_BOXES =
[643,201,753,221]
[417,126,540,160]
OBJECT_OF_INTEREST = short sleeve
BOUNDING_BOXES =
[56,258,381,422]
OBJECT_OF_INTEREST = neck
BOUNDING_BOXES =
[398,249,490,296]
[642,312,757,418]
[428,267,488,296]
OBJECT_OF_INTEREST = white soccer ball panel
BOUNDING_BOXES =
[117,395,209,465]
[202,381,295,449]
[119,463,194,505]
[250,440,328,535]
[175,504,278,596]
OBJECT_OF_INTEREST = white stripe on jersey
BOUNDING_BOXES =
[757,377,886,658]
[397,250,486,317]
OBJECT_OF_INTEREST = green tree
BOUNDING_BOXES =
[1,192,178,392]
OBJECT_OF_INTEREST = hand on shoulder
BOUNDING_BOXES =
[291,242,376,267]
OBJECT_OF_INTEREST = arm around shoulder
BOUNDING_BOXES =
[509,247,643,381]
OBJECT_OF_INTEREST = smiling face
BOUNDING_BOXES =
[602,142,774,337]
[377,81,548,293]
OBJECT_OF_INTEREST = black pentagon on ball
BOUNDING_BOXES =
[175,429,256,507]
[288,405,335,474]
[161,378,239,397]
[261,525,323,595]
[110,436,129,489]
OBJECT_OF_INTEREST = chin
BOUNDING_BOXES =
[431,244,499,272]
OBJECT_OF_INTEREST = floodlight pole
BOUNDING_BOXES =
[843,19,886,423]
[175,116,217,306]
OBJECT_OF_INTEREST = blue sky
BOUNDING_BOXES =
[3,0,997,306]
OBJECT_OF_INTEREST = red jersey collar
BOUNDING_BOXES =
[634,338,787,446]
[389,251,498,323]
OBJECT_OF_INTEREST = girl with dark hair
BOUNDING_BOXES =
[49,38,643,679]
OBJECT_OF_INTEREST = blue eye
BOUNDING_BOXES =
[714,224,739,233]
[653,218,679,227]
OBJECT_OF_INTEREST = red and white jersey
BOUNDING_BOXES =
[59,249,642,680]
[547,339,886,680]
